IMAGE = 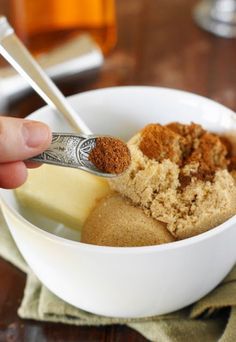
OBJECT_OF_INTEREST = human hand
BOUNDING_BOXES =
[0,116,51,189]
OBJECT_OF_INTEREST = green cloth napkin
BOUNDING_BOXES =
[0,213,236,342]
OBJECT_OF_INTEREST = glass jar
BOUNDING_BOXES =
[9,0,117,54]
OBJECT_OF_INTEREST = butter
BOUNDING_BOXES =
[15,164,111,230]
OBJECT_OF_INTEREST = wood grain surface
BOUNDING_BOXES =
[0,0,236,341]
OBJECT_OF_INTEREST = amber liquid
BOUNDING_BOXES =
[9,0,116,54]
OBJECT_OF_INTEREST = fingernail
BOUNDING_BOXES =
[22,121,50,148]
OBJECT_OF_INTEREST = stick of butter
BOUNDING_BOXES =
[15,164,111,230]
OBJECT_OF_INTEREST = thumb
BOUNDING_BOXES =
[0,117,52,163]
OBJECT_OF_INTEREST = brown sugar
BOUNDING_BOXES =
[167,122,205,161]
[219,136,233,157]
[185,133,228,181]
[81,193,175,247]
[228,156,236,171]
[89,137,131,174]
[110,121,236,241]
[166,122,205,140]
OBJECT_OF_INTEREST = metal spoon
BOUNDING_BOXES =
[30,132,123,178]
[0,17,129,178]
[0,16,91,133]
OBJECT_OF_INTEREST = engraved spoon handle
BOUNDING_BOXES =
[29,132,129,179]
[30,132,97,170]
[0,17,91,134]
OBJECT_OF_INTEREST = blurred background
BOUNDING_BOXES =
[0,0,235,116]
[0,1,236,341]
[3,0,117,54]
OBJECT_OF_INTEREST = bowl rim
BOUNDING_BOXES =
[31,85,236,122]
[2,85,236,254]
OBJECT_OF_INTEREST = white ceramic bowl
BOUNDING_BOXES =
[1,86,236,318]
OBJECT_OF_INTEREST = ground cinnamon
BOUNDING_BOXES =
[139,124,183,164]
[89,137,131,174]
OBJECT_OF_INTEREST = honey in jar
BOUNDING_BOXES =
[9,0,116,54]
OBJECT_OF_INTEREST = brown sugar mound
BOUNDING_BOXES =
[81,193,175,247]
[184,133,228,182]
[167,122,205,161]
[89,137,131,174]
[166,122,205,139]
[110,122,236,240]
[229,156,236,171]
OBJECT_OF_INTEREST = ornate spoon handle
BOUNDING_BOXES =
[29,133,130,178]
[30,133,97,171]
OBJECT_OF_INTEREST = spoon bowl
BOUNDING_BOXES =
[30,132,129,178]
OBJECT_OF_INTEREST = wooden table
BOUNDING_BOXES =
[0,0,236,340]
